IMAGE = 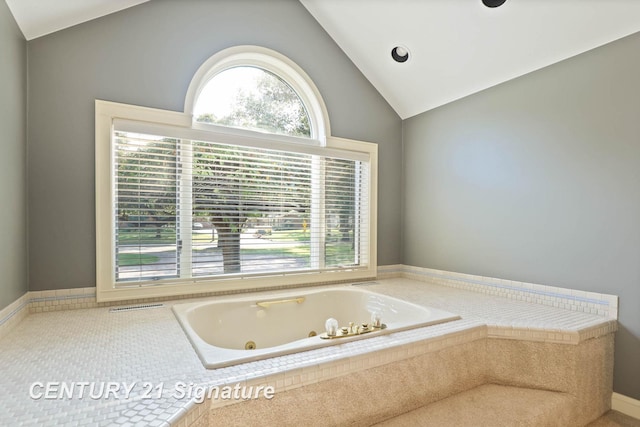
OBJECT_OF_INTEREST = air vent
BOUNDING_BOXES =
[352,281,379,287]
[109,303,164,313]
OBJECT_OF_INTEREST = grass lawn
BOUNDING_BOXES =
[244,229,356,265]
[118,228,356,266]
[268,230,311,242]
[116,228,311,245]
[118,253,160,266]
[117,228,213,245]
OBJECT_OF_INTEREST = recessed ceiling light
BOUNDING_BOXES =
[391,46,410,63]
[482,0,507,7]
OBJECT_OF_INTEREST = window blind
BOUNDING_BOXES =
[113,129,369,285]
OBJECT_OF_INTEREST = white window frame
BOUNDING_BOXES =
[184,45,330,143]
[95,47,377,302]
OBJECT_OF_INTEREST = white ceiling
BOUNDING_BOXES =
[301,0,640,119]
[5,0,149,40]
[5,0,640,118]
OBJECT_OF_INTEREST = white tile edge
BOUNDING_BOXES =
[0,292,29,323]
[0,292,30,340]
[384,264,619,320]
[612,392,640,420]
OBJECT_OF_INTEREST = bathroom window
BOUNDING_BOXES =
[112,127,369,282]
[95,47,377,302]
[193,66,311,138]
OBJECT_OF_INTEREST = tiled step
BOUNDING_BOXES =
[373,384,576,427]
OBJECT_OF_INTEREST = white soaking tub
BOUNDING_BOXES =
[173,286,460,368]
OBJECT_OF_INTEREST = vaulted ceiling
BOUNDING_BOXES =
[6,0,640,118]
[300,0,640,118]
[4,0,149,40]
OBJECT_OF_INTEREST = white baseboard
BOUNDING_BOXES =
[612,392,640,420]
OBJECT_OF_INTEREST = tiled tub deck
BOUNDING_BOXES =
[0,276,617,426]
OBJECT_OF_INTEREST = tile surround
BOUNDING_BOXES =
[0,297,485,426]
[2,264,617,335]
[0,266,619,426]
[378,264,618,319]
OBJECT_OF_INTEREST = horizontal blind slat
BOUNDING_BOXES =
[113,129,369,284]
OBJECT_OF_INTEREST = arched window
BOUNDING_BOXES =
[184,45,330,142]
[194,66,311,138]
[95,47,376,302]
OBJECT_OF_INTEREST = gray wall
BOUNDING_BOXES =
[403,32,640,399]
[0,1,27,310]
[27,0,403,291]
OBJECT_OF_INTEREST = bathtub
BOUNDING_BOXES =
[173,285,460,368]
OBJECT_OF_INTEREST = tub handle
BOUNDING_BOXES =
[256,297,305,308]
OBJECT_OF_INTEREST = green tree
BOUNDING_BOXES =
[325,158,357,267]
[193,143,311,273]
[327,158,356,243]
[116,135,177,240]
[193,68,313,273]
[206,70,311,138]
